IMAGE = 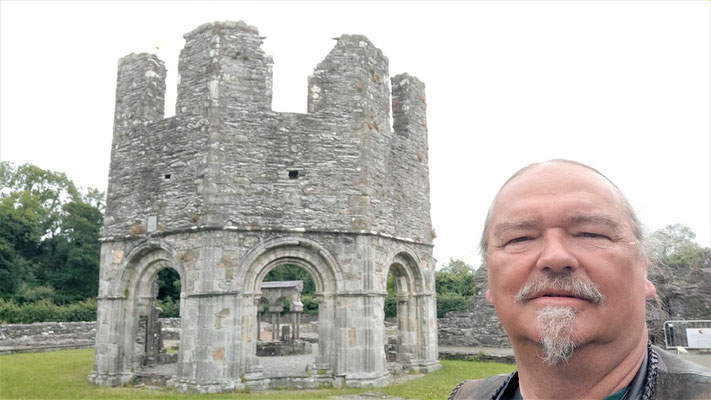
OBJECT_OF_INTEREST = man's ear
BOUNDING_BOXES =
[485,288,492,303]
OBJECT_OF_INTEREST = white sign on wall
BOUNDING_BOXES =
[686,328,711,349]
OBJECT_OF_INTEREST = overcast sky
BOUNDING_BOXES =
[1,1,709,268]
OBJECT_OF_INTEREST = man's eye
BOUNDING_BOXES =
[580,232,606,239]
[506,237,530,245]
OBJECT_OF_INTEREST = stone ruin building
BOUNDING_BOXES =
[89,21,439,392]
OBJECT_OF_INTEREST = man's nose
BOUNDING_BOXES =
[535,230,579,273]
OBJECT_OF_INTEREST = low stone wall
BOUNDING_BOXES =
[1,314,511,355]
[2,312,512,355]
[0,321,96,354]
[438,349,515,364]
[0,318,182,354]
[257,340,312,356]
[437,310,510,348]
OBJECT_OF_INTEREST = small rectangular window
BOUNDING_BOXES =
[288,170,299,180]
[164,174,171,179]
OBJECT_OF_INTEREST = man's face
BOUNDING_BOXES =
[485,163,656,355]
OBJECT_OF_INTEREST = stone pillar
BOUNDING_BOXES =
[413,293,440,372]
[337,294,389,387]
[310,294,334,372]
[256,312,261,341]
[396,293,415,363]
[89,297,131,386]
[271,313,278,341]
[170,293,246,393]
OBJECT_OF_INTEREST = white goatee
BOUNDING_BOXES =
[537,305,577,366]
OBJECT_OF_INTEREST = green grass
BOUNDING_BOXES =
[0,349,515,399]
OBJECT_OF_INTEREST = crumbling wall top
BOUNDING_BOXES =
[184,20,261,39]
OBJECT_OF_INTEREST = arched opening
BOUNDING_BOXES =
[131,265,182,372]
[384,262,415,367]
[154,267,181,358]
[255,263,320,376]
[240,237,343,384]
[116,247,185,386]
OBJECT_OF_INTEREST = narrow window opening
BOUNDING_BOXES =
[164,174,171,179]
[288,170,299,180]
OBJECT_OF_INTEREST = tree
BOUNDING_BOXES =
[156,268,181,301]
[433,259,476,317]
[0,162,81,238]
[647,224,709,270]
[0,192,43,297]
[50,200,103,302]
[646,225,711,326]
[435,258,475,297]
[0,162,104,303]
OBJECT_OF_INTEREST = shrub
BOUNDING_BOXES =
[0,298,96,323]
[300,294,319,315]
[12,284,56,304]
[155,298,180,318]
[384,293,397,318]
[436,293,470,318]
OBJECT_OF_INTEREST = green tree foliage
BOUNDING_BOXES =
[0,162,104,306]
[433,258,476,318]
[156,268,181,301]
[50,201,103,302]
[435,259,475,298]
[0,193,43,296]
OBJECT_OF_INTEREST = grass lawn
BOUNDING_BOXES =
[0,349,515,399]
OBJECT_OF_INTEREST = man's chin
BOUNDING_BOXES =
[536,305,578,366]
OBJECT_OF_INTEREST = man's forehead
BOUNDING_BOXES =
[490,162,627,222]
[497,162,618,201]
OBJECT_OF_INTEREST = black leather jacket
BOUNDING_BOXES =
[449,345,711,400]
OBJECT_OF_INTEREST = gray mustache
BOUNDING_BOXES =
[515,271,603,304]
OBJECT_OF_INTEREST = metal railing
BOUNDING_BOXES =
[663,320,711,350]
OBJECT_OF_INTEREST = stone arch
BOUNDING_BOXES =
[117,241,185,373]
[238,236,343,375]
[241,236,344,295]
[384,247,424,294]
[119,240,185,297]
[383,247,427,368]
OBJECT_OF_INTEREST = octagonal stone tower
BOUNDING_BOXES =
[89,21,438,392]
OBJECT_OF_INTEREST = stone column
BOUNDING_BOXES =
[413,293,440,372]
[336,294,389,387]
[89,296,131,386]
[170,292,247,393]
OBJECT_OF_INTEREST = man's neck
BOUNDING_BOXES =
[513,335,648,400]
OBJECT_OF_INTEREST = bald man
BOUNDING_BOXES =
[449,160,710,400]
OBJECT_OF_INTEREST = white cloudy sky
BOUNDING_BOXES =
[1,1,709,268]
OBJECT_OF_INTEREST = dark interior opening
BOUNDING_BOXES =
[288,170,299,180]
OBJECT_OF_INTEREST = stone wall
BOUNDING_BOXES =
[103,23,432,245]
[0,318,181,354]
[0,321,96,353]
[437,265,510,348]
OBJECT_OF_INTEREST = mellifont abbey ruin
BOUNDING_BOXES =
[89,21,439,392]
